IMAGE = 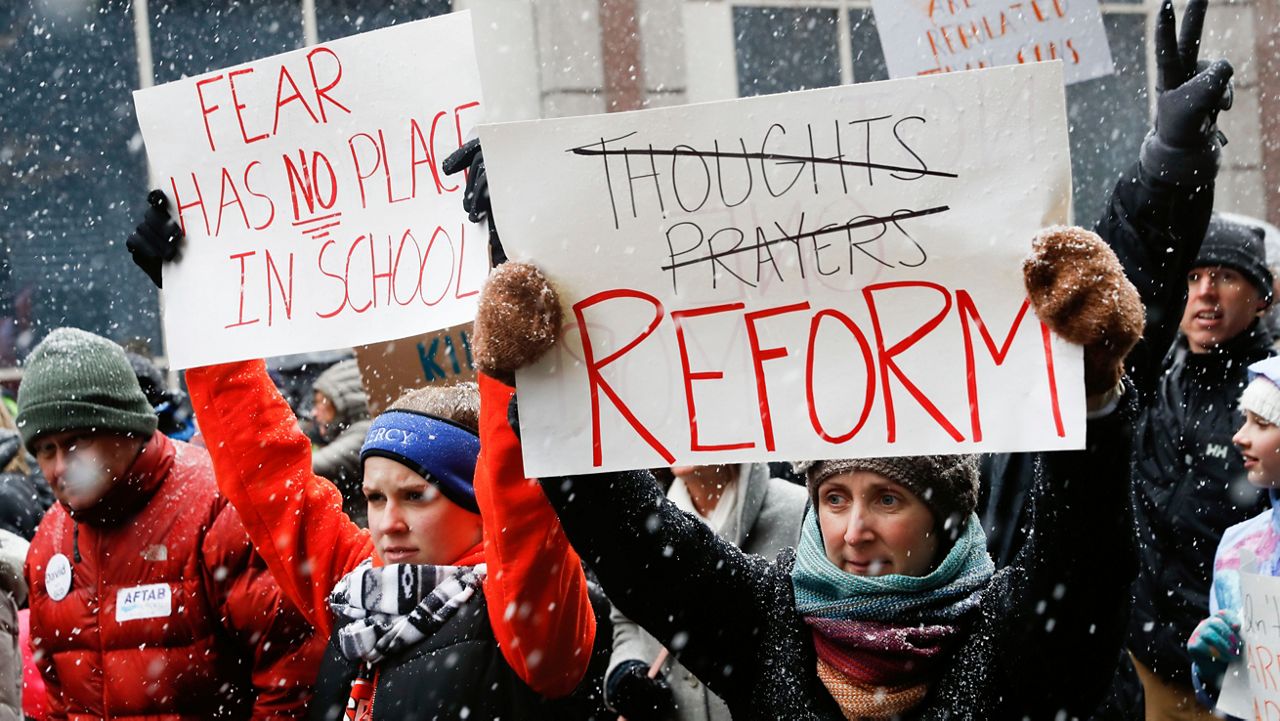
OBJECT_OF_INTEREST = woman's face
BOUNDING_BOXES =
[1234,410,1280,487]
[816,470,939,577]
[362,456,482,565]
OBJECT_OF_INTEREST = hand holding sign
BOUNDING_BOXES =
[1188,609,1243,690]
[1022,227,1142,396]
[443,139,506,265]
[1212,573,1280,718]
[472,262,562,386]
[126,191,184,289]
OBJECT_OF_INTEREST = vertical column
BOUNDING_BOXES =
[600,0,646,112]
[1256,0,1280,228]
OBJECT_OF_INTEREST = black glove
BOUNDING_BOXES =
[1141,0,1234,184]
[606,660,676,721]
[442,139,507,266]
[125,190,184,288]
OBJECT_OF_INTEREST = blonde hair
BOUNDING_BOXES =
[384,382,480,432]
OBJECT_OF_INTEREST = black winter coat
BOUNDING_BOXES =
[1092,164,1274,684]
[309,585,613,721]
[1125,326,1271,682]
[980,161,1225,570]
[0,430,53,540]
[540,394,1137,720]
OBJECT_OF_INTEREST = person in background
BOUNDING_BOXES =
[1186,355,1280,718]
[310,359,372,527]
[0,402,51,539]
[126,352,195,442]
[0,528,26,721]
[18,328,324,720]
[606,463,806,721]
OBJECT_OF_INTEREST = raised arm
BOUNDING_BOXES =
[969,384,1138,717]
[971,226,1145,717]
[123,192,371,634]
[1093,0,1233,396]
[474,372,598,698]
[186,360,373,634]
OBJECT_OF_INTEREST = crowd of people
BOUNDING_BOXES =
[1,1,1277,719]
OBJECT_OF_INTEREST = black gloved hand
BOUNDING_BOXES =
[1142,0,1234,183]
[125,190,184,289]
[443,139,507,266]
[607,660,676,721]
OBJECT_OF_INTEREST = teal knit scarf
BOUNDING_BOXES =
[792,509,995,621]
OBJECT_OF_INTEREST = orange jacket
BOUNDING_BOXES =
[25,432,323,720]
[185,361,596,698]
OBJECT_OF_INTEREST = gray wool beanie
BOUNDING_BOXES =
[16,328,158,451]
[800,454,981,531]
[1196,214,1274,301]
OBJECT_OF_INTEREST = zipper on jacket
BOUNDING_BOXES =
[72,522,80,563]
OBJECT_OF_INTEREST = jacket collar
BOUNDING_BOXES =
[1177,320,1274,367]
[68,431,173,526]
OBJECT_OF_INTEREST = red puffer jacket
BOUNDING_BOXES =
[24,432,324,721]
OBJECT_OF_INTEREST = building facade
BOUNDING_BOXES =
[1,0,1275,365]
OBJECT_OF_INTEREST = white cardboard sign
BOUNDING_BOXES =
[1217,572,1280,718]
[870,0,1114,86]
[480,62,1084,477]
[133,12,487,369]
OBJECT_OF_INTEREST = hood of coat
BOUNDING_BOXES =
[0,529,27,604]
[313,360,370,437]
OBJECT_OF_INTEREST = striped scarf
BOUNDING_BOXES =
[329,559,488,664]
[791,509,993,719]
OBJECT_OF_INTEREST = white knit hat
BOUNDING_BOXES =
[1240,356,1280,425]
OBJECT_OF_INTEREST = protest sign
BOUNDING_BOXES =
[480,62,1083,477]
[1217,572,1280,718]
[870,0,1114,85]
[133,12,487,369]
[354,323,476,415]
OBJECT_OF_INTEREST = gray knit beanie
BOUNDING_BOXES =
[16,328,158,451]
[313,359,369,426]
[800,454,981,532]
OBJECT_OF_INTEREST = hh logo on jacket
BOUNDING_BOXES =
[116,583,172,622]
[1205,443,1231,460]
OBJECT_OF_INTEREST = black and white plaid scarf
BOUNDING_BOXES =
[328,559,487,664]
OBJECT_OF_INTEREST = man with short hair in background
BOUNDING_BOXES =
[17,327,323,720]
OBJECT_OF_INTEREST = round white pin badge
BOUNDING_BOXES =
[45,553,71,601]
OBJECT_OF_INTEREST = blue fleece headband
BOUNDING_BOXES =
[360,410,480,514]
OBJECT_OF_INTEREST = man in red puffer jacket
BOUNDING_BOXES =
[17,327,324,720]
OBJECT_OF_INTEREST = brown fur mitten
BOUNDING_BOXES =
[1023,226,1144,396]
[472,262,563,385]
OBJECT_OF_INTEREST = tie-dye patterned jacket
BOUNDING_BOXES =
[1196,489,1280,710]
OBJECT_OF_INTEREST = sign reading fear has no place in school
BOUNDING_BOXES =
[133,12,486,369]
[480,61,1084,477]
